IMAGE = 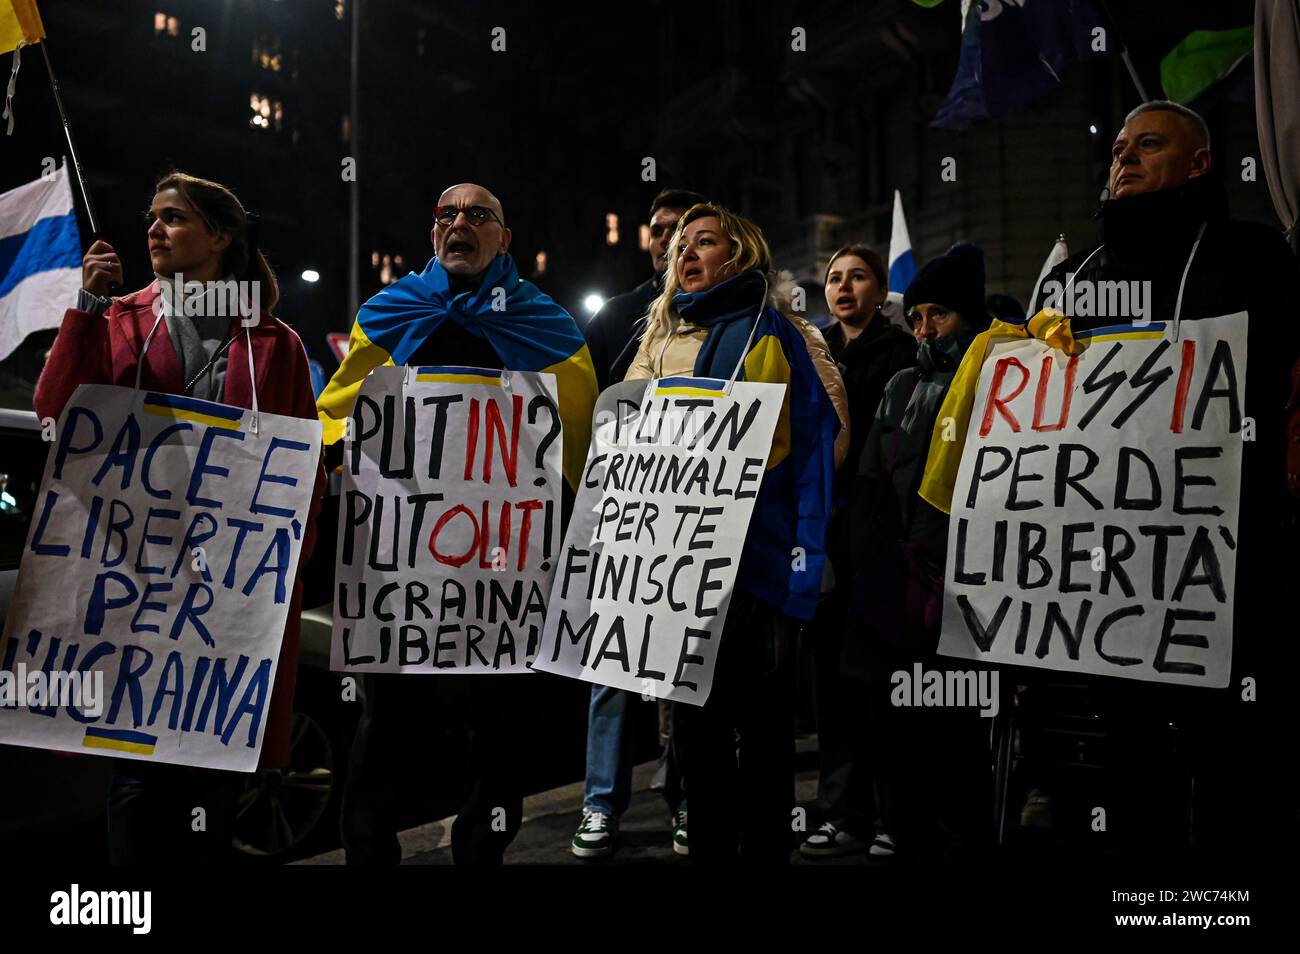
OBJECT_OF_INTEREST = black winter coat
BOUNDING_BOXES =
[1040,172,1299,688]
[582,278,658,391]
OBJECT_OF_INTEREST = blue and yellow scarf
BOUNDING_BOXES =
[678,270,841,621]
[317,253,597,490]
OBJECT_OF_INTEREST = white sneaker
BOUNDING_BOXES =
[800,820,869,858]
[571,810,618,859]
[869,832,897,858]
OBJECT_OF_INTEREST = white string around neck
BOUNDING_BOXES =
[134,303,260,434]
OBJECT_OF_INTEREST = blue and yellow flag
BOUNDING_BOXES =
[317,253,596,491]
[1,0,44,55]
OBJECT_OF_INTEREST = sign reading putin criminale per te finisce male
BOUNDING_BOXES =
[533,377,782,706]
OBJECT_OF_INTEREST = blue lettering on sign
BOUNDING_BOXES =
[91,413,141,491]
[186,428,245,508]
[29,491,70,557]
[52,406,102,479]
[251,437,310,518]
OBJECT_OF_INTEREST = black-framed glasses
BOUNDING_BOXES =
[433,205,503,228]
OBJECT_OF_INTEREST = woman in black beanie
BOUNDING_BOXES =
[845,241,995,865]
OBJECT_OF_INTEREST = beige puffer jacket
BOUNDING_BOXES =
[625,276,851,471]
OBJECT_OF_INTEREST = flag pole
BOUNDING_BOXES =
[1097,0,1150,102]
[37,40,100,235]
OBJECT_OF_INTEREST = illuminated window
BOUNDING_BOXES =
[371,251,402,285]
[253,35,283,72]
[154,11,180,36]
[535,250,547,275]
[605,213,619,246]
[249,93,283,131]
[638,224,651,251]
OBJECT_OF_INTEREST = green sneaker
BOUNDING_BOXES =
[672,810,689,856]
[571,810,617,859]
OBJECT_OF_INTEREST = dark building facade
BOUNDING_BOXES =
[1,0,1269,403]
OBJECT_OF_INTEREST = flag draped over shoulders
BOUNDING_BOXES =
[317,253,597,490]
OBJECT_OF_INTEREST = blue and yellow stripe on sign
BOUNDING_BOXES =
[82,727,157,756]
[654,375,727,398]
[1076,322,1167,344]
[142,392,244,430]
[416,366,503,386]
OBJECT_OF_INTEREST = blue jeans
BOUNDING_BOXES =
[583,683,684,817]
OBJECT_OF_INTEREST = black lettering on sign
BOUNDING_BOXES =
[1114,447,1161,511]
[1093,604,1144,667]
[1191,340,1242,433]
[1035,600,1091,660]
[1173,447,1224,516]
[1153,608,1213,676]
[956,593,1012,652]
[966,447,1012,509]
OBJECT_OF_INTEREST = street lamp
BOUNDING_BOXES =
[583,293,604,315]
[302,269,320,283]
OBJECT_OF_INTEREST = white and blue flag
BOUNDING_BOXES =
[0,163,81,360]
[887,188,914,296]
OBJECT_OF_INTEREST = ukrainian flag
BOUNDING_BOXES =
[654,376,726,398]
[82,727,157,756]
[317,253,597,491]
[416,366,504,386]
[1074,322,1167,344]
[143,392,244,430]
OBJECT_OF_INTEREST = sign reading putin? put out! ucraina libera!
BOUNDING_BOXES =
[533,377,782,706]
[0,384,322,771]
[331,367,564,674]
[937,313,1248,687]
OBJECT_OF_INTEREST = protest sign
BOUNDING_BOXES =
[0,384,321,770]
[533,376,783,705]
[330,366,563,674]
[937,314,1248,687]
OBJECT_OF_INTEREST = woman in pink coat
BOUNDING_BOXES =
[34,171,324,863]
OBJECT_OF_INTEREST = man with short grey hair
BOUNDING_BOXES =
[1037,101,1297,862]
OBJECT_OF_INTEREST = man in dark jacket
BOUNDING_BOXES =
[582,188,706,390]
[1039,101,1298,860]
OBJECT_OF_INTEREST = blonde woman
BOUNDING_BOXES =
[622,203,845,864]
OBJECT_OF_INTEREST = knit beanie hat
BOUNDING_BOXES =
[903,242,988,328]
